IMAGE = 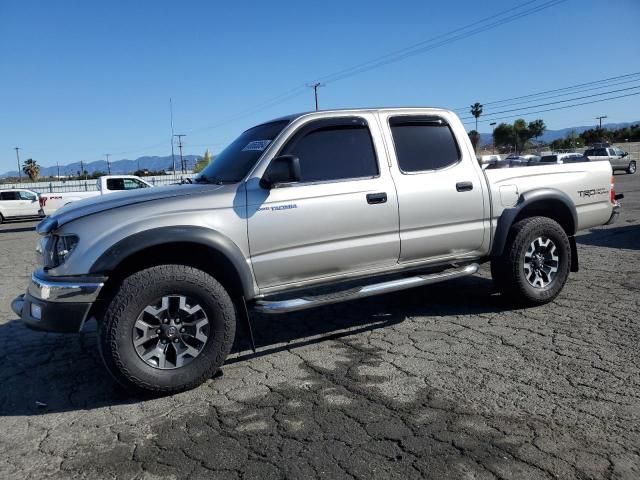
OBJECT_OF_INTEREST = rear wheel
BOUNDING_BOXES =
[491,216,571,306]
[627,161,636,174]
[98,264,236,393]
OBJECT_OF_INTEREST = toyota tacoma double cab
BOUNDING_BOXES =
[12,108,620,393]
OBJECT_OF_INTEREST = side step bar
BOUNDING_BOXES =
[254,263,479,314]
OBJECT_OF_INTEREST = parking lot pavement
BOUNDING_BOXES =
[0,174,638,480]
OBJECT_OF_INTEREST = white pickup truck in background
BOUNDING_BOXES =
[39,175,153,215]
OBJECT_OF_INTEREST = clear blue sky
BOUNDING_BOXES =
[1,0,639,172]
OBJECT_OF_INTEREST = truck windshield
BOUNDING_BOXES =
[195,120,289,183]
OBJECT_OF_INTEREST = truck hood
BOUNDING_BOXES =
[37,183,224,234]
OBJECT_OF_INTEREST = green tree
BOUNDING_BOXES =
[194,149,213,173]
[468,130,481,152]
[528,119,546,144]
[470,102,483,132]
[22,158,40,181]
[492,118,546,154]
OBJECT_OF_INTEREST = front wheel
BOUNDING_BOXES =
[491,216,571,306]
[627,161,636,174]
[98,264,236,393]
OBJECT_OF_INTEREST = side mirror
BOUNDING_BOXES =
[622,152,629,158]
[260,155,301,189]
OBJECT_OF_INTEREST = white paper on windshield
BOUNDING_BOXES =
[242,140,272,152]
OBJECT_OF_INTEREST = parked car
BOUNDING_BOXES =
[39,175,153,215]
[540,153,589,164]
[0,189,43,223]
[12,107,620,393]
[584,145,635,174]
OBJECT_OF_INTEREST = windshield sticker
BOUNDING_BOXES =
[242,140,272,152]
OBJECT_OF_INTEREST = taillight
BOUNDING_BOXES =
[610,176,615,204]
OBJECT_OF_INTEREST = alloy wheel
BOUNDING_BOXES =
[523,236,559,288]
[132,295,209,369]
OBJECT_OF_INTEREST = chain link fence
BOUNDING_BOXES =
[0,174,196,194]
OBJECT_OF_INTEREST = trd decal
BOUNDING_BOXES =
[577,188,608,198]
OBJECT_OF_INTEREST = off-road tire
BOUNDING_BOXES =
[627,161,636,174]
[491,216,571,306]
[98,264,236,394]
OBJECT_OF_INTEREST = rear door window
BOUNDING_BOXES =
[389,117,460,172]
[0,191,19,200]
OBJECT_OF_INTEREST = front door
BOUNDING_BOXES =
[247,115,400,289]
[379,112,487,263]
[17,190,39,215]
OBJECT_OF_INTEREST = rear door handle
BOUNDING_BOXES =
[456,181,473,192]
[366,192,387,204]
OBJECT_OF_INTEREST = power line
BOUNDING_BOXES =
[459,85,640,121]
[188,0,565,135]
[454,74,640,113]
[453,71,640,111]
[461,91,640,126]
[315,0,567,85]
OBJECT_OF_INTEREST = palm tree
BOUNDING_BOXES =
[470,102,483,132]
[22,158,40,181]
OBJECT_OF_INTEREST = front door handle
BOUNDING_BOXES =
[456,181,473,192]
[366,192,387,204]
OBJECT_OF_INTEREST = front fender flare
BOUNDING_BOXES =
[89,226,256,299]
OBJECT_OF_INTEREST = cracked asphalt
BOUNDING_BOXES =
[1,174,638,480]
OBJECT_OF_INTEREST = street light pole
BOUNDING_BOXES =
[15,147,21,182]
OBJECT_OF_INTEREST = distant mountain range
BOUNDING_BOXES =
[2,120,639,178]
[0,155,202,178]
[478,120,640,146]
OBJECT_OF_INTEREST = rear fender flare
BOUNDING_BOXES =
[491,188,577,258]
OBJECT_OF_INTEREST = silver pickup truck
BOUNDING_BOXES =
[12,108,620,393]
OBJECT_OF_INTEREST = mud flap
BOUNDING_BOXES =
[569,236,579,272]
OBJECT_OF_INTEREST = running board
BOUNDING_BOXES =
[254,263,479,314]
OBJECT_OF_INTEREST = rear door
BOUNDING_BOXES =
[379,112,487,263]
[247,114,400,289]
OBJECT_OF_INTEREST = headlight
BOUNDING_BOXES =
[39,235,79,268]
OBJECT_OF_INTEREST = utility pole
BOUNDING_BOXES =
[490,122,497,154]
[56,161,60,178]
[15,147,22,182]
[174,134,186,174]
[596,115,607,130]
[307,82,325,110]
[170,98,176,177]
[105,153,111,174]
[80,160,86,180]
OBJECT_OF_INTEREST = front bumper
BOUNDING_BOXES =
[11,271,106,333]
